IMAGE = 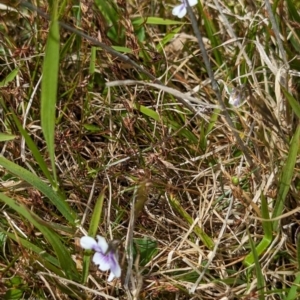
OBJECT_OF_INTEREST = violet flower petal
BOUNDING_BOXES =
[96,235,109,253]
[109,253,121,278]
[93,252,111,271]
[188,0,198,6]
[172,4,187,18]
[80,236,100,251]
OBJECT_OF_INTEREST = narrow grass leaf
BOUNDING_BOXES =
[156,26,182,51]
[0,133,16,141]
[199,4,222,66]
[111,46,133,54]
[286,0,300,23]
[132,17,184,26]
[88,188,105,237]
[272,125,300,231]
[133,237,158,266]
[0,68,19,87]
[0,192,79,280]
[134,103,160,121]
[285,272,300,300]
[11,112,54,185]
[0,156,76,224]
[169,194,214,250]
[94,0,118,27]
[41,18,60,186]
[60,33,76,60]
[247,230,265,300]
[259,193,273,238]
[244,193,273,266]
[201,108,221,149]
[282,87,300,119]
[81,188,105,283]
[297,233,300,271]
[3,231,59,267]
[88,46,96,91]
[165,118,198,143]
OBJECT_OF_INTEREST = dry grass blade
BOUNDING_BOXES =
[0,0,299,299]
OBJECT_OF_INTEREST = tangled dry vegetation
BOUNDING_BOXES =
[0,0,300,299]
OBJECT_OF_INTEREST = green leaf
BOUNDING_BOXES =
[41,18,60,187]
[272,125,300,231]
[83,124,102,132]
[4,289,23,300]
[297,233,300,271]
[286,0,300,23]
[169,194,214,250]
[111,46,133,54]
[2,230,59,267]
[133,237,158,266]
[165,118,198,142]
[0,156,77,225]
[94,0,119,27]
[156,26,182,51]
[243,193,273,266]
[81,188,106,283]
[88,188,105,237]
[132,17,184,26]
[88,46,97,91]
[11,112,54,185]
[0,192,79,280]
[282,87,300,119]
[0,68,19,87]
[285,272,300,300]
[248,230,265,300]
[0,133,16,141]
[134,103,160,121]
[198,4,223,66]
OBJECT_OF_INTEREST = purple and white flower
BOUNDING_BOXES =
[172,0,198,19]
[80,235,121,282]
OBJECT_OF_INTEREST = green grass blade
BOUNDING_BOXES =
[285,272,300,300]
[244,193,273,266]
[156,26,182,51]
[248,230,265,300]
[0,156,76,225]
[272,125,300,231]
[88,188,105,237]
[169,194,214,250]
[260,193,273,238]
[41,13,60,187]
[0,192,79,280]
[297,233,300,271]
[0,133,16,141]
[88,46,96,91]
[134,103,160,121]
[2,231,59,267]
[0,67,19,87]
[198,2,223,67]
[81,188,105,283]
[11,112,54,185]
[132,17,184,26]
[282,87,300,119]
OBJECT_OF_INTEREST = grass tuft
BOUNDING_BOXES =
[0,0,299,299]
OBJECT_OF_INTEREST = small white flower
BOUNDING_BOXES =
[172,0,198,19]
[80,235,121,282]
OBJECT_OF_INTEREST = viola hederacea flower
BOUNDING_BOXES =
[172,0,198,19]
[80,235,121,282]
